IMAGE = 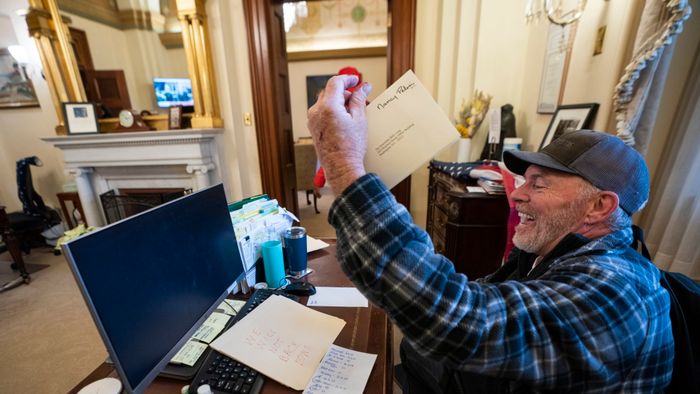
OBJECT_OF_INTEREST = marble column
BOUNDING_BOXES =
[69,167,104,227]
[186,163,216,190]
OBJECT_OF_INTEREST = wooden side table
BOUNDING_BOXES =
[56,192,86,229]
[426,167,510,280]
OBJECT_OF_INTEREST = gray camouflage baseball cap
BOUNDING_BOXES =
[503,130,649,215]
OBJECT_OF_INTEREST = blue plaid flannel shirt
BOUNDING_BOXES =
[328,174,673,392]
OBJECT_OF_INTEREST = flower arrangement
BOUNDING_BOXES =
[455,90,492,139]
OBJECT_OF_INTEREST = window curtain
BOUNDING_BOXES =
[612,0,692,154]
[639,47,700,281]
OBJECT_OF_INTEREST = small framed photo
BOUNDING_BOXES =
[62,102,100,134]
[540,103,599,149]
[168,105,183,129]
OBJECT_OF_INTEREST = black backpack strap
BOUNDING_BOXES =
[631,224,651,260]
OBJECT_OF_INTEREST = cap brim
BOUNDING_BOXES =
[503,150,576,176]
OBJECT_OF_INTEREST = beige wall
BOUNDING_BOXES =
[0,1,66,213]
[65,12,189,113]
[410,0,655,228]
[288,57,387,141]
[205,0,262,201]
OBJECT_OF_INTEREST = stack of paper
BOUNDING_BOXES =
[228,196,299,292]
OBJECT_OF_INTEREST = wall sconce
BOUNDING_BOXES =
[526,0,588,26]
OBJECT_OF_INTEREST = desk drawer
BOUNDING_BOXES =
[432,207,448,237]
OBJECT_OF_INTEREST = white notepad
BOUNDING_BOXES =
[210,295,346,390]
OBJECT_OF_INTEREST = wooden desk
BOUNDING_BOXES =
[69,243,393,393]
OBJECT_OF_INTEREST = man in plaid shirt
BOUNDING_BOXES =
[307,75,673,392]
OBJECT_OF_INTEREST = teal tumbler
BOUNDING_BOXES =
[261,240,286,288]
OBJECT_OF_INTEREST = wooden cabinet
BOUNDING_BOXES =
[426,166,510,280]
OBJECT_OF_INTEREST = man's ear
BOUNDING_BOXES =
[585,191,619,225]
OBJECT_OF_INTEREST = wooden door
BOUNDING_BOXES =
[386,0,417,208]
[83,70,132,116]
[245,0,415,212]
[244,0,298,215]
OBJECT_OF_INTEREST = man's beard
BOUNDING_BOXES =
[513,199,587,255]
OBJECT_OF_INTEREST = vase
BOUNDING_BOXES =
[456,138,472,162]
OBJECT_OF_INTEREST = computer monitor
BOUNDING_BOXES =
[63,184,244,394]
[153,77,194,108]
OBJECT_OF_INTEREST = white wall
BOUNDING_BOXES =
[206,0,263,201]
[288,57,387,141]
[0,1,66,213]
[65,12,189,113]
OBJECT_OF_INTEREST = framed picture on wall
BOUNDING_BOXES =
[62,102,100,134]
[536,24,576,114]
[306,74,334,108]
[540,103,599,149]
[0,48,39,109]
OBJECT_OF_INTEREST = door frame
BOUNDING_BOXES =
[244,0,416,209]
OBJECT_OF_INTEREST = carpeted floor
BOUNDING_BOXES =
[296,186,337,239]
[0,247,107,393]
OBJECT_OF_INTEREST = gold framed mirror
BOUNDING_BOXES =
[24,0,222,134]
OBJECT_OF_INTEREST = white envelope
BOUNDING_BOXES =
[365,70,460,189]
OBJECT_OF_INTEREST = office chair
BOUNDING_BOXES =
[0,156,61,292]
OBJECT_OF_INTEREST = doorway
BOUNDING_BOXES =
[284,1,389,236]
[243,0,416,220]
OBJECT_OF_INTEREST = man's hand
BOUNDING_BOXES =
[307,75,372,195]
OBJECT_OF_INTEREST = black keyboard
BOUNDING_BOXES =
[188,288,298,394]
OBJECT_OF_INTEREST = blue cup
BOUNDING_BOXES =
[284,227,307,275]
[261,240,286,288]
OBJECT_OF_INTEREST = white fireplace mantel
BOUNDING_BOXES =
[43,129,225,227]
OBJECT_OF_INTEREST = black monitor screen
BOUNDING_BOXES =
[64,184,243,393]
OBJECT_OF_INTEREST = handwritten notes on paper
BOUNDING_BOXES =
[210,295,346,390]
[192,311,231,344]
[365,70,460,189]
[170,340,208,366]
[303,345,377,394]
[217,299,246,316]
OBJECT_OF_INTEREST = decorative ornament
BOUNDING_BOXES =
[351,4,366,23]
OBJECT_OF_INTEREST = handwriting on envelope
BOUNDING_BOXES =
[210,295,345,390]
[365,70,459,189]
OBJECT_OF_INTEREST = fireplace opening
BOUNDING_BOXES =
[100,188,192,224]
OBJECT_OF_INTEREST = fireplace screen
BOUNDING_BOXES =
[100,188,192,224]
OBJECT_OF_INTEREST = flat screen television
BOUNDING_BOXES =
[153,77,194,109]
